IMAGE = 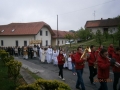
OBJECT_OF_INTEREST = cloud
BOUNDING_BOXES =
[0,0,120,31]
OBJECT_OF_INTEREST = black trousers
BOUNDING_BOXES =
[98,81,108,90]
[89,66,97,83]
[113,72,120,90]
[58,65,63,78]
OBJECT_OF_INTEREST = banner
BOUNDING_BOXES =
[29,40,41,44]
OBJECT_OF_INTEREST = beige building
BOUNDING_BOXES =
[85,18,120,34]
[0,21,73,47]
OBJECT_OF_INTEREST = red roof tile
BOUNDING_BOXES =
[52,30,73,39]
[0,22,54,36]
[85,18,120,28]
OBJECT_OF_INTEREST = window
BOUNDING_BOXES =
[40,30,42,36]
[16,40,18,46]
[46,31,48,36]
[1,40,3,46]
[24,41,27,46]
[46,40,48,46]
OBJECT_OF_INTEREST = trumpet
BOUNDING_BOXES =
[107,57,120,67]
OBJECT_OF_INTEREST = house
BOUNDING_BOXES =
[85,18,120,34]
[0,21,73,47]
[0,22,55,47]
[52,30,73,46]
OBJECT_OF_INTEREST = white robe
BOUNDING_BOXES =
[33,47,37,57]
[41,49,46,62]
[68,57,72,70]
[39,48,42,60]
[52,50,59,65]
[63,53,68,68]
[47,48,53,63]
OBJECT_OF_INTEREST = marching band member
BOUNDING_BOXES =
[112,47,120,90]
[33,45,37,58]
[41,48,46,63]
[52,48,59,65]
[68,52,72,70]
[71,50,77,75]
[108,44,114,58]
[97,49,110,90]
[87,45,97,85]
[47,46,53,63]
[57,50,65,80]
[75,46,86,90]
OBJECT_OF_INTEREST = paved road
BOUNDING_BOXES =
[15,56,118,90]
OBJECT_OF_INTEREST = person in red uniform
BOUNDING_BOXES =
[87,45,97,85]
[97,48,110,90]
[71,50,77,75]
[75,47,86,90]
[108,44,114,58]
[57,50,65,80]
[112,47,120,90]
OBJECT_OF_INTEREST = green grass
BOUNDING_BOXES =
[63,37,119,51]
[25,68,42,80]
[0,59,26,90]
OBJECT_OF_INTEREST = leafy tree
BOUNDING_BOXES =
[109,29,115,44]
[103,31,109,41]
[95,30,104,45]
[115,25,120,46]
[65,34,73,47]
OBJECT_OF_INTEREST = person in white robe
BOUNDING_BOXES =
[52,48,59,65]
[47,46,53,63]
[39,47,42,61]
[68,54,72,70]
[23,46,28,59]
[33,45,37,58]
[41,48,46,63]
[63,51,67,68]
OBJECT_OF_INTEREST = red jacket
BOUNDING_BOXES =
[97,55,110,79]
[87,51,96,66]
[71,53,76,63]
[108,46,114,57]
[112,52,120,72]
[75,52,85,70]
[57,54,65,65]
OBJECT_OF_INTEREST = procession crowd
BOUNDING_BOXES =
[0,44,120,90]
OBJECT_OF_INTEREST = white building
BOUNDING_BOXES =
[0,22,54,47]
[0,22,73,47]
[85,18,120,34]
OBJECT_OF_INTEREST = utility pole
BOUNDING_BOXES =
[57,15,59,47]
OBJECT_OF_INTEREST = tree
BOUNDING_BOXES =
[65,34,73,47]
[115,25,120,46]
[103,31,109,41]
[95,30,104,45]
[109,29,115,44]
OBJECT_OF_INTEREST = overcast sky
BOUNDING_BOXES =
[0,0,120,31]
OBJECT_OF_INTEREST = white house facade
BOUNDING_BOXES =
[85,18,120,34]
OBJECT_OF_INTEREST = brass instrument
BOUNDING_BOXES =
[80,47,91,60]
[80,47,91,65]
[108,57,120,67]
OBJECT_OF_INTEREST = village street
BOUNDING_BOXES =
[15,57,116,90]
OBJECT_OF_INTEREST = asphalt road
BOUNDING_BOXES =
[17,56,119,90]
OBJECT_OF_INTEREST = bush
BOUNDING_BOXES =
[16,79,71,90]
[6,60,22,83]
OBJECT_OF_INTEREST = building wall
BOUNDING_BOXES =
[58,38,67,46]
[0,35,34,47]
[89,27,118,34]
[35,27,51,46]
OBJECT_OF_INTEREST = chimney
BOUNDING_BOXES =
[101,18,103,20]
